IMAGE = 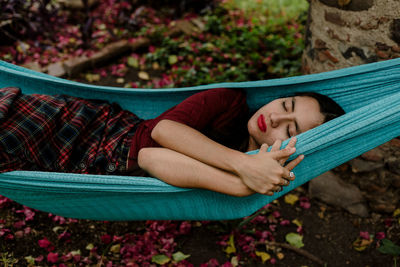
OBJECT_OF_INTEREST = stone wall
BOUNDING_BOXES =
[302,0,400,74]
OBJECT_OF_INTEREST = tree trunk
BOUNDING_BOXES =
[302,0,400,74]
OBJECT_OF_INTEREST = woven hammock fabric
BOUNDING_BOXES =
[0,59,399,221]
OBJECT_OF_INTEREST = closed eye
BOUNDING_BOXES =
[286,126,291,138]
[282,100,287,112]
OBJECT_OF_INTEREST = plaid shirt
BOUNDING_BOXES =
[0,87,142,175]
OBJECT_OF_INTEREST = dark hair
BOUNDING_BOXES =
[295,92,345,123]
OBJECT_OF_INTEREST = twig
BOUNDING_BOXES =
[256,241,326,266]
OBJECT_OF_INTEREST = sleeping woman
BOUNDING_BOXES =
[0,87,344,197]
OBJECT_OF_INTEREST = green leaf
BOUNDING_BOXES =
[151,254,171,265]
[25,255,35,265]
[172,251,190,262]
[285,233,304,248]
[168,55,178,65]
[378,239,400,256]
[127,57,139,68]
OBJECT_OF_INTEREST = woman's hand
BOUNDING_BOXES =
[235,137,304,196]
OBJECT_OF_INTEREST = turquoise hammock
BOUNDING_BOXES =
[0,59,399,221]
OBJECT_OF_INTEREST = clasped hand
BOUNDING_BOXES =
[237,137,304,196]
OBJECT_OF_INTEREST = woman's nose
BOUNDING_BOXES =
[270,113,292,127]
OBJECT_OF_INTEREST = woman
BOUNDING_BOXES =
[0,87,344,197]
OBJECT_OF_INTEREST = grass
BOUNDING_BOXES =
[221,0,309,19]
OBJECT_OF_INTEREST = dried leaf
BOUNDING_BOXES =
[393,208,400,217]
[110,244,120,254]
[338,0,351,7]
[284,194,299,205]
[138,71,150,80]
[152,254,170,265]
[255,251,271,263]
[317,211,324,219]
[127,57,139,68]
[85,73,100,82]
[292,219,302,227]
[353,237,373,251]
[70,250,81,256]
[152,62,160,70]
[231,256,239,267]
[52,226,63,234]
[172,251,190,262]
[285,233,304,248]
[25,255,35,265]
[225,234,237,254]
[277,252,284,260]
[168,55,178,65]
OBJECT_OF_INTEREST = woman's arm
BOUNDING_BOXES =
[138,147,255,197]
[151,119,302,195]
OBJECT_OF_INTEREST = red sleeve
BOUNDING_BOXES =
[129,88,248,161]
[146,88,247,131]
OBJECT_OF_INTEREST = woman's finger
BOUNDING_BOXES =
[277,137,297,165]
[281,168,296,181]
[279,178,290,186]
[270,146,296,160]
[259,143,269,153]
[271,185,283,193]
[285,154,305,171]
[270,139,282,152]
[285,136,297,149]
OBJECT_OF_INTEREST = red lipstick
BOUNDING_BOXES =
[257,114,267,132]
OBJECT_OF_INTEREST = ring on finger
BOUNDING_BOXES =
[289,171,294,178]
[275,186,283,192]
[283,179,290,186]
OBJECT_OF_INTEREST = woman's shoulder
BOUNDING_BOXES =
[200,88,247,102]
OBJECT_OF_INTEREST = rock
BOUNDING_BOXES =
[57,0,99,9]
[387,157,400,175]
[391,19,400,44]
[390,174,400,188]
[324,11,346,26]
[322,50,339,63]
[315,39,328,49]
[47,62,66,77]
[309,171,369,217]
[349,158,384,173]
[318,0,374,11]
[376,50,390,59]
[360,148,384,162]
[368,192,398,213]
[376,42,391,51]
[317,51,328,62]
[22,62,42,72]
[364,183,387,193]
[392,45,400,53]
[390,138,400,148]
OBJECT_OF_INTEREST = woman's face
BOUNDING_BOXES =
[247,96,324,151]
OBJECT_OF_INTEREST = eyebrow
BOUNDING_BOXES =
[292,97,301,134]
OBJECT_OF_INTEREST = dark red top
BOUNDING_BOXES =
[128,88,250,174]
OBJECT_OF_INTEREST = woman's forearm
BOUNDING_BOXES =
[151,119,247,175]
[138,147,254,197]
